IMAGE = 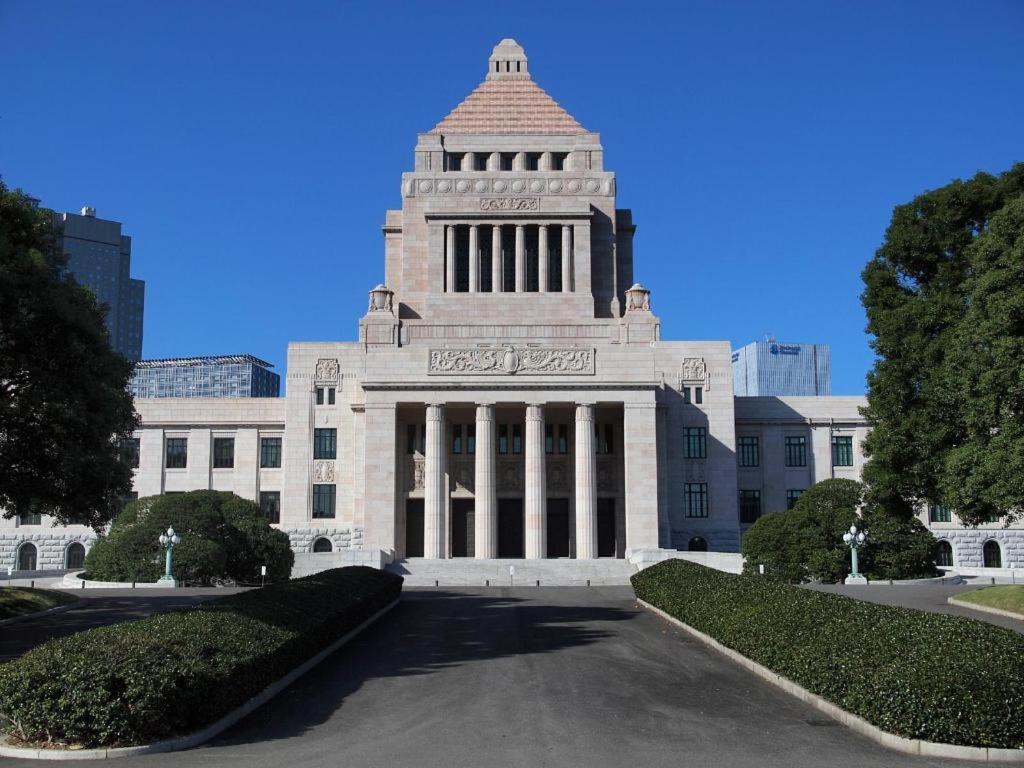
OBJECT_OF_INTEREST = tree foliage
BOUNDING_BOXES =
[0,182,137,528]
[84,491,294,585]
[861,163,1024,525]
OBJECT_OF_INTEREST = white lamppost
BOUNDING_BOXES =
[157,527,181,587]
[842,524,868,585]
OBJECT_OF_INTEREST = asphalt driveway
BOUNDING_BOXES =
[3,586,975,768]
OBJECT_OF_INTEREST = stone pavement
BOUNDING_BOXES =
[2,587,972,767]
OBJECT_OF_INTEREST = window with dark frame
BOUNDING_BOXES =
[929,504,951,523]
[786,489,804,510]
[467,424,475,454]
[684,483,708,518]
[316,387,324,405]
[213,437,235,469]
[935,541,954,567]
[682,387,691,404]
[737,436,759,467]
[407,424,417,454]
[328,387,336,405]
[739,490,761,523]
[683,427,707,459]
[259,491,281,524]
[121,437,140,469]
[512,424,522,454]
[499,424,509,454]
[784,435,807,467]
[694,387,703,405]
[831,435,853,467]
[558,424,569,454]
[452,425,463,454]
[312,484,336,518]
[313,428,337,460]
[545,424,554,454]
[165,437,188,469]
[260,437,282,468]
[19,513,42,526]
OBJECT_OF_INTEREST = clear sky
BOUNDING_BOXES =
[2,1,1021,394]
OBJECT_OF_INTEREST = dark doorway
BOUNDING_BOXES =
[406,499,424,558]
[451,499,475,558]
[498,498,524,558]
[597,498,617,557]
[547,498,570,558]
[17,543,37,571]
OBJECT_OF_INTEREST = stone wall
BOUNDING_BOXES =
[1,531,97,571]
[936,528,1024,569]
[285,526,364,554]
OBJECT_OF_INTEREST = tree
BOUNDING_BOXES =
[0,182,138,528]
[84,491,294,584]
[861,163,1024,524]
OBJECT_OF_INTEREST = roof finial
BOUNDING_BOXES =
[487,38,529,80]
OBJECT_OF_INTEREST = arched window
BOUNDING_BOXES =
[312,537,333,553]
[17,542,38,571]
[983,540,1002,568]
[65,542,86,570]
[935,540,953,568]
[688,536,708,552]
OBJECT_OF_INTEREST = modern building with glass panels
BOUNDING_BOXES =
[130,355,281,398]
[731,340,831,396]
[53,207,145,361]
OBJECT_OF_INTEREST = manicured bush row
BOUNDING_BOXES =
[0,567,402,748]
[632,559,1024,749]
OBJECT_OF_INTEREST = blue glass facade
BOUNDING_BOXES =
[130,355,281,398]
[731,341,831,396]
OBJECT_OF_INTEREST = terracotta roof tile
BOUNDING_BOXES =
[429,78,586,135]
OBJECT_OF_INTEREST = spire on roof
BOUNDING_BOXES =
[487,38,529,80]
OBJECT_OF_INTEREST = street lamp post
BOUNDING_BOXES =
[157,527,181,587]
[842,523,868,585]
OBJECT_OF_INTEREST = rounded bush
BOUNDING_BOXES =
[83,491,293,585]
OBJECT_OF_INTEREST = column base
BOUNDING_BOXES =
[844,574,868,585]
[156,575,178,587]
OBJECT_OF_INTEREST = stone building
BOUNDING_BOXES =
[2,40,1018,574]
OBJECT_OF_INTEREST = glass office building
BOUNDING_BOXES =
[732,340,831,396]
[130,355,281,398]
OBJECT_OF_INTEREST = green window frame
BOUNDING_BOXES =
[737,436,759,467]
[260,437,282,468]
[831,435,853,467]
[739,490,761,524]
[683,427,707,459]
[929,504,951,523]
[786,489,804,510]
[165,437,188,469]
[312,484,336,518]
[259,491,281,524]
[213,437,235,469]
[313,428,337,460]
[784,436,806,467]
[684,483,708,518]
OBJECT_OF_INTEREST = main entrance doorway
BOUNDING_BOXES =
[451,499,475,557]
[498,498,524,558]
[406,499,424,557]
[547,498,570,558]
[597,498,616,557]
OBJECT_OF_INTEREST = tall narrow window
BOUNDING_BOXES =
[784,436,807,467]
[165,437,188,469]
[316,387,324,405]
[694,387,703,405]
[558,424,569,454]
[313,428,337,460]
[831,435,853,467]
[683,427,707,459]
[259,491,281,524]
[545,424,554,454]
[935,540,954,567]
[512,424,523,455]
[737,436,759,468]
[684,483,708,518]
[406,424,417,454]
[467,424,476,455]
[213,437,235,469]
[498,424,509,454]
[452,425,463,454]
[260,437,282,468]
[739,490,761,524]
[328,387,336,405]
[312,484,336,519]
[121,437,141,469]
[682,387,691,404]
[786,489,804,510]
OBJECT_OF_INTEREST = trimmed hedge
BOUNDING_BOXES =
[632,559,1024,749]
[0,567,401,748]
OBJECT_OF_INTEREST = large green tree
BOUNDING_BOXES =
[861,163,1024,525]
[0,182,138,528]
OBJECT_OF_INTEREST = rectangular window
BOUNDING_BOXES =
[467,424,475,455]
[328,387,336,405]
[452,425,463,454]
[313,428,337,460]
[694,387,703,405]
[558,424,569,454]
[737,436,759,468]
[512,424,522,454]
[682,387,691,404]
[316,387,324,405]
[260,437,282,468]
[684,483,708,518]
[121,437,140,469]
[545,424,554,454]
[683,427,707,459]
[165,437,188,469]
[19,513,42,526]
[499,424,509,454]
[259,491,281,524]
[500,152,515,171]
[786,489,804,510]
[552,152,568,171]
[832,435,853,467]
[784,436,807,467]
[312,484,336,518]
[525,152,541,170]
[928,504,951,523]
[406,424,416,454]
[475,154,488,171]
[213,437,235,469]
[739,490,762,524]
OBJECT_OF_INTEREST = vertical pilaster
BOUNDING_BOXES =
[491,225,503,292]
[445,225,456,293]
[362,402,397,554]
[624,400,659,552]
[574,404,597,558]
[468,224,479,293]
[538,224,549,293]
[474,404,497,559]
[573,222,591,296]
[561,224,573,293]
[524,404,547,559]
[424,404,447,558]
[515,224,525,292]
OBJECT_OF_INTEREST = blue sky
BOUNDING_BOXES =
[2,1,1021,394]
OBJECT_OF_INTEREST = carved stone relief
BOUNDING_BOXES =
[405,457,425,491]
[497,460,522,492]
[547,460,569,492]
[480,197,539,211]
[452,460,474,493]
[679,357,709,390]
[313,460,336,483]
[429,346,595,376]
[685,461,707,483]
[315,358,339,383]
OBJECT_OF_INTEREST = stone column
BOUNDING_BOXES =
[574,404,598,559]
[524,404,547,559]
[538,224,549,293]
[445,225,456,293]
[474,404,497,559]
[491,225,503,292]
[424,404,447,558]
[515,224,525,293]
[468,224,479,293]
[561,224,572,292]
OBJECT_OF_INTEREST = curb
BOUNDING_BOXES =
[0,600,79,628]
[636,598,1024,764]
[0,597,400,760]
[948,596,1024,622]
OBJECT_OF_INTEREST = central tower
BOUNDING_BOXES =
[382,39,635,340]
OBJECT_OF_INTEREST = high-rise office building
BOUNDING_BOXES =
[53,206,145,361]
[130,355,281,398]
[732,340,831,396]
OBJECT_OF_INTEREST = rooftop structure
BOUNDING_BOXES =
[732,340,831,396]
[130,354,280,398]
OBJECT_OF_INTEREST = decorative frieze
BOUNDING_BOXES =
[547,460,569,492]
[313,460,336,483]
[315,358,339,382]
[428,346,595,376]
[451,459,475,492]
[407,176,612,197]
[497,459,522,492]
[679,357,710,390]
[480,197,538,211]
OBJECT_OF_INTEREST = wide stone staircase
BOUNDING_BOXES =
[385,558,638,587]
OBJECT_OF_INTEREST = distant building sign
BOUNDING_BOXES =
[769,344,801,355]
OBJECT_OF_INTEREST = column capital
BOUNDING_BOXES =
[475,403,496,421]
[575,403,596,421]
[525,403,545,421]
[426,403,446,420]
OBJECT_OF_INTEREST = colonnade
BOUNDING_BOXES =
[444,223,575,293]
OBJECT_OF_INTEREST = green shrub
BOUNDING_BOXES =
[633,559,1024,748]
[0,566,401,748]
[741,479,939,582]
[83,491,293,585]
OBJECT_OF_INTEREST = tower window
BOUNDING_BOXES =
[500,153,515,171]
[552,152,568,171]
[525,153,541,171]
[475,154,489,171]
